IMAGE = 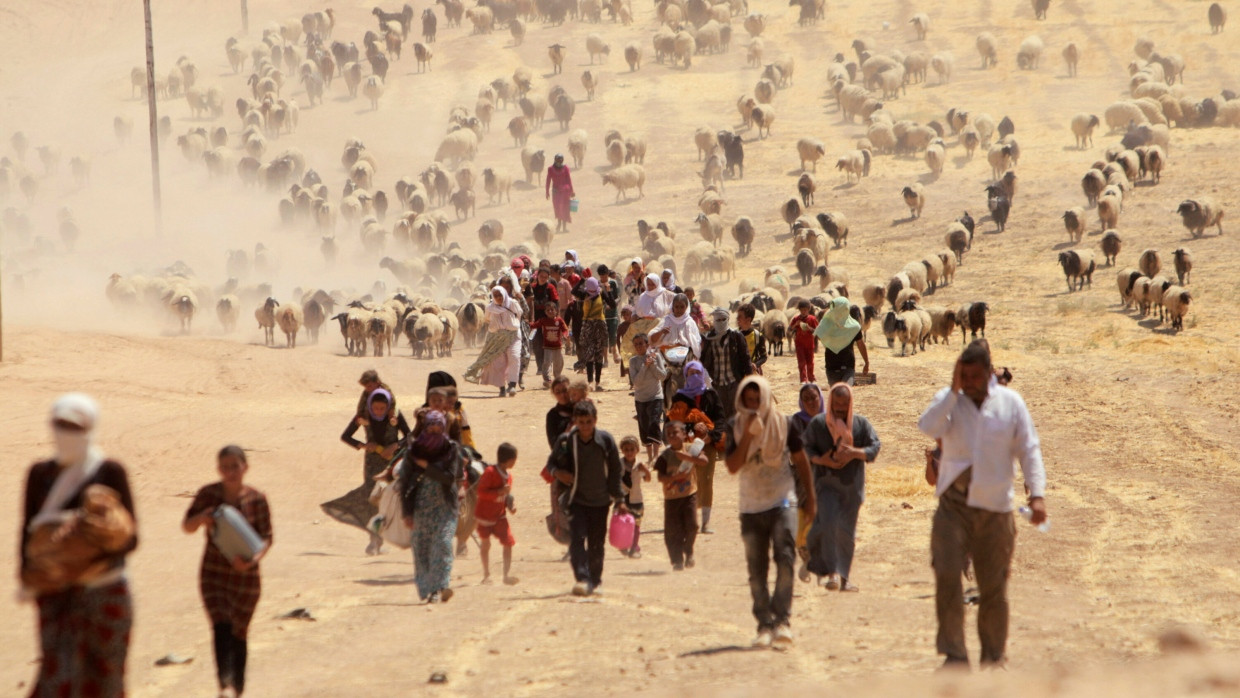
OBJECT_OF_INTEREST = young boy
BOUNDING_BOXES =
[654,421,708,571]
[629,333,668,463]
[788,300,820,383]
[477,442,519,585]
[736,304,768,376]
[619,436,651,558]
[532,302,569,386]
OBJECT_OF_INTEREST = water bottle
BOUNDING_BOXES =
[1017,506,1051,533]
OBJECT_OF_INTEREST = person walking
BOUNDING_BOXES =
[464,286,524,396]
[790,383,824,583]
[525,266,560,378]
[668,360,726,533]
[629,333,667,464]
[20,394,138,698]
[788,301,820,383]
[724,376,815,647]
[183,445,273,698]
[735,304,768,376]
[546,401,625,596]
[918,342,1048,669]
[575,277,614,390]
[400,411,465,603]
[545,154,575,233]
[331,389,409,555]
[802,383,881,591]
[814,297,869,386]
[701,307,753,419]
[653,421,707,570]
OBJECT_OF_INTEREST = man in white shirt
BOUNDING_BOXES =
[918,342,1048,669]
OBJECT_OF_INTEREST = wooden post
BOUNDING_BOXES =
[241,0,249,34]
[143,0,163,236]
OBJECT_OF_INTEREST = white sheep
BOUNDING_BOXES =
[797,138,826,172]
[586,33,611,64]
[1062,207,1086,242]
[601,164,645,201]
[1016,35,1044,69]
[836,150,868,183]
[1176,198,1224,238]
[901,184,926,219]
[1098,195,1121,231]
[1162,286,1192,331]
[924,139,945,176]
[276,302,304,348]
[909,13,929,40]
[930,52,953,84]
[1070,113,1099,149]
[976,33,998,68]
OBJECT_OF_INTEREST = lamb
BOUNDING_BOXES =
[601,165,645,201]
[797,173,817,208]
[957,301,989,341]
[732,216,755,256]
[1162,286,1192,331]
[1097,195,1120,231]
[1176,198,1224,238]
[836,150,869,183]
[1209,3,1227,33]
[797,138,826,172]
[1062,207,1085,242]
[255,297,279,346]
[936,250,957,286]
[901,184,926,219]
[1063,42,1079,77]
[1100,230,1122,266]
[1138,249,1161,278]
[1172,248,1193,285]
[362,75,385,110]
[1058,249,1096,292]
[275,302,304,348]
[976,33,998,68]
[216,294,241,333]
[752,105,776,138]
[1071,113,1099,149]
[1016,35,1044,69]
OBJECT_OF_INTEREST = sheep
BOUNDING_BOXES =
[1016,35,1044,69]
[255,297,279,345]
[1069,113,1100,150]
[705,248,737,281]
[274,302,303,348]
[1105,101,1147,132]
[1081,169,1106,207]
[988,195,1011,232]
[1056,207,1085,243]
[552,94,576,131]
[925,140,945,176]
[730,216,756,257]
[1116,268,1143,308]
[901,184,926,219]
[957,301,988,341]
[894,308,929,355]
[1096,229,1122,266]
[944,223,969,265]
[752,105,776,138]
[625,136,647,165]
[601,165,645,201]
[1162,286,1192,331]
[693,126,716,161]
[695,212,724,246]
[1058,249,1096,292]
[923,306,957,345]
[780,198,804,232]
[886,272,912,309]
[1177,198,1224,238]
[797,138,826,172]
[1210,3,1227,33]
[907,12,930,40]
[1098,195,1120,231]
[519,147,546,185]
[586,34,611,64]
[479,168,511,205]
[789,249,816,286]
[836,150,869,183]
[1032,0,1049,19]
[976,33,998,68]
[1062,42,1079,77]
[698,190,725,215]
[987,144,1012,181]
[814,211,848,248]
[216,294,241,333]
[936,250,957,286]
[1141,145,1165,184]
[673,31,696,68]
[1137,249,1161,279]
[408,312,443,358]
[1168,247,1194,286]
[790,174,817,211]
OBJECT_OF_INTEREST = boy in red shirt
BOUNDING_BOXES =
[477,442,519,585]
[789,300,820,383]
[531,302,569,386]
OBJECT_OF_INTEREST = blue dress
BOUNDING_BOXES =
[801,415,880,581]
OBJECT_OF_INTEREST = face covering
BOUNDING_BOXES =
[712,318,729,334]
[53,428,91,466]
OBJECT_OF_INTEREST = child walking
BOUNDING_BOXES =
[531,302,569,386]
[629,333,667,463]
[653,421,707,571]
[789,300,820,383]
[477,443,519,585]
[619,436,651,558]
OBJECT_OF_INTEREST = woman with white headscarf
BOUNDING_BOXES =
[465,285,525,396]
[20,394,138,697]
[621,274,673,369]
[649,293,702,359]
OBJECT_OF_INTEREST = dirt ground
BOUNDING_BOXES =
[2,0,1240,695]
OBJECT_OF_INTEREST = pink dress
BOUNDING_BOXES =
[545,164,574,223]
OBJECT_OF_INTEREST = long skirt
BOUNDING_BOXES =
[619,317,660,366]
[578,319,609,364]
[33,580,132,698]
[201,563,261,637]
[411,483,459,600]
[464,329,519,388]
[552,188,573,223]
[321,451,387,531]
[806,469,865,580]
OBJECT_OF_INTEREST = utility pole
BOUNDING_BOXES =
[241,0,249,34]
[143,0,163,236]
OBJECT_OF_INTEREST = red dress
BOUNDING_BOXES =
[545,164,574,223]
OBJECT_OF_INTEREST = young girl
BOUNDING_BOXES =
[401,411,465,603]
[653,422,707,570]
[667,360,727,534]
[576,277,615,391]
[183,445,273,698]
[618,436,651,558]
[332,389,410,555]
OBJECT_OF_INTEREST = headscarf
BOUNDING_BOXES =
[367,388,393,421]
[30,394,106,531]
[708,307,730,338]
[565,249,579,266]
[732,376,789,469]
[678,360,712,398]
[795,383,825,425]
[519,254,533,270]
[653,293,701,357]
[426,371,457,402]
[510,257,524,272]
[826,383,855,447]
[584,277,601,298]
[662,270,677,290]
[414,409,449,453]
[813,296,862,354]
[635,273,672,318]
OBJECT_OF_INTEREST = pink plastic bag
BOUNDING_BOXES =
[608,512,636,551]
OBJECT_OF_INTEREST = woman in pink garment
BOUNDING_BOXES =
[545,154,575,233]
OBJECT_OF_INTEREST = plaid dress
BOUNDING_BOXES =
[186,484,273,637]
